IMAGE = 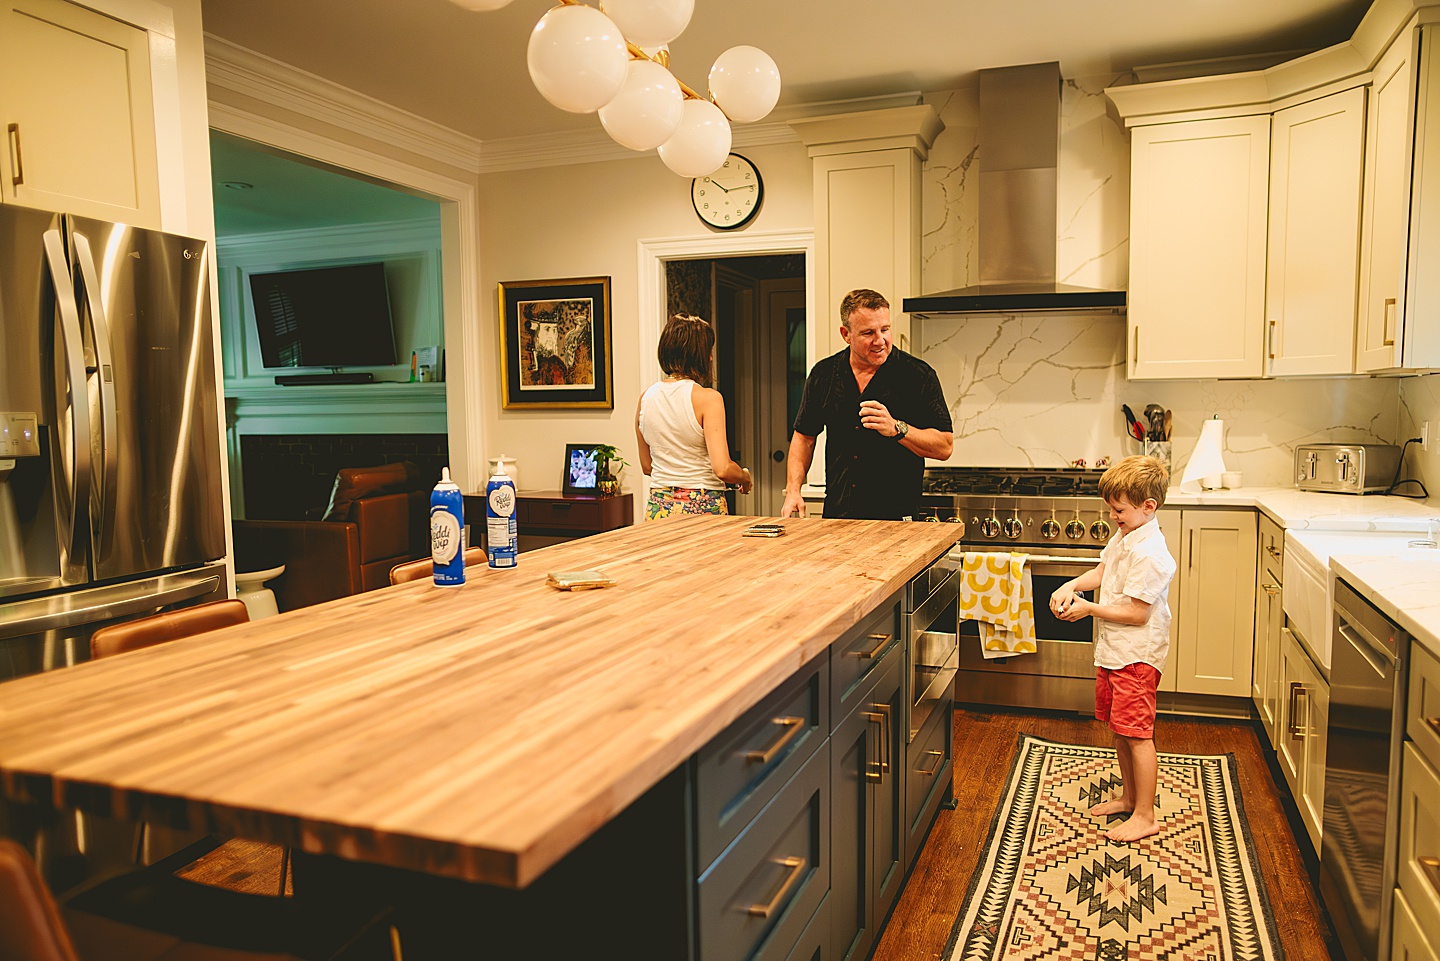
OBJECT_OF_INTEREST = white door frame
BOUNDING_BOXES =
[637,230,816,507]
[205,48,487,492]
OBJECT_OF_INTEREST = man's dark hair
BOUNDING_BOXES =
[839,289,890,329]
[657,314,715,387]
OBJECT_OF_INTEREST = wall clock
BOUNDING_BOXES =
[691,153,763,230]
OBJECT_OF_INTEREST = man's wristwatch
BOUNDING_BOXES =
[893,420,909,441]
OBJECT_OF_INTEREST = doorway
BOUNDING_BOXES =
[665,255,805,516]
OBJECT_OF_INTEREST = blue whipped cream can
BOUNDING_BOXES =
[430,466,465,586]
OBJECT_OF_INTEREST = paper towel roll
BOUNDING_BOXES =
[1179,418,1227,492]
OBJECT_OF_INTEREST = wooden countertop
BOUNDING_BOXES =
[0,516,960,888]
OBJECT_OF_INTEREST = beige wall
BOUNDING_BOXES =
[474,141,813,494]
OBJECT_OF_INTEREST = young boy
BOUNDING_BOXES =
[1049,455,1177,842]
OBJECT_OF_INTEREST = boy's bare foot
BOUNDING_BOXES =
[1105,813,1160,842]
[1090,799,1132,817]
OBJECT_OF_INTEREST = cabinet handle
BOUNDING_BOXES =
[917,749,943,776]
[1268,320,1277,360]
[876,702,892,775]
[745,716,803,765]
[550,502,573,511]
[863,711,885,782]
[853,632,892,658]
[1187,530,1195,571]
[1426,716,1440,738]
[1287,682,1308,741]
[1262,582,1280,596]
[1266,545,1282,560]
[744,856,806,917]
[1132,326,1140,367]
[1421,856,1440,899]
[6,123,22,186]
[1383,297,1397,346]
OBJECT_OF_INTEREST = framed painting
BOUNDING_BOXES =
[498,277,613,409]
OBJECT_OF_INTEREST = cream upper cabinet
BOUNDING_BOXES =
[0,0,161,228]
[1358,31,1416,372]
[1266,87,1366,376]
[1128,116,1270,380]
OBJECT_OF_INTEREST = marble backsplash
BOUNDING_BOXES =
[915,312,1402,487]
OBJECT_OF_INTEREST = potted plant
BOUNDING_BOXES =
[592,444,629,496]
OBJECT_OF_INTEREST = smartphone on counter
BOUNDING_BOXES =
[742,523,786,538]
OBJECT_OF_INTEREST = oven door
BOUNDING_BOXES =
[958,551,1100,679]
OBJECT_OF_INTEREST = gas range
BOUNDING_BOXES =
[920,467,1113,551]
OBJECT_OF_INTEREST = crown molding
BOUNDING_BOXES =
[204,36,484,174]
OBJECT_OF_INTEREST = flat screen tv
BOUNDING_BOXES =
[249,262,397,369]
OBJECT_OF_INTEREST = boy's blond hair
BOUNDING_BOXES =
[1099,455,1169,508]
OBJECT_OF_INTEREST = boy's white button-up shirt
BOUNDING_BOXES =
[1094,518,1177,672]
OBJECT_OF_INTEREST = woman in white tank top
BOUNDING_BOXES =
[635,315,752,520]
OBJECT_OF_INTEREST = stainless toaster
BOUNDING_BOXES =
[1294,444,1401,494]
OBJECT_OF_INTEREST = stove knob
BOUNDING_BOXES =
[923,515,941,523]
[980,516,1002,538]
[1090,519,1112,540]
[945,514,964,523]
[1040,517,1061,540]
[1002,516,1024,539]
[1064,518,1086,540]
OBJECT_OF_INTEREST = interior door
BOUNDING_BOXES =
[712,264,753,515]
[752,280,803,518]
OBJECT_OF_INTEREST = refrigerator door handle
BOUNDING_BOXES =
[42,228,93,567]
[72,232,117,553]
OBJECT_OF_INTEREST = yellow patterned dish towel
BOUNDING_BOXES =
[958,551,1038,658]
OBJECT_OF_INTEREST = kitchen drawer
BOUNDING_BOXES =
[696,654,828,868]
[1409,644,1440,773]
[1393,887,1440,961]
[697,741,830,961]
[832,598,900,719]
[1259,515,1284,584]
[905,690,952,861]
[1399,743,1440,941]
[783,893,830,961]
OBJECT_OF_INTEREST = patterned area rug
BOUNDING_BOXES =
[944,734,1283,961]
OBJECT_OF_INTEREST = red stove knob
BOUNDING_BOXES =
[1090,519,1112,540]
[1040,517,1061,539]
[980,516,1002,538]
[1065,518,1086,540]
[1002,516,1024,539]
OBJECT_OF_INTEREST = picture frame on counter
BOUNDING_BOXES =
[561,443,603,497]
[498,276,613,409]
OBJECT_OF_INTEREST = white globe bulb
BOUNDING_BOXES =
[599,59,684,151]
[527,5,629,114]
[709,45,781,123]
[599,0,693,47]
[447,0,515,10]
[657,99,732,178]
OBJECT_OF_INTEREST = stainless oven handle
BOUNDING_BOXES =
[1016,553,1103,565]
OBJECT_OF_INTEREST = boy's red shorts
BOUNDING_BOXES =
[1095,663,1161,739]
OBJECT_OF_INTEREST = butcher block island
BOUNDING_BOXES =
[0,515,962,961]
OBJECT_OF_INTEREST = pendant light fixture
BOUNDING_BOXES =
[448,0,781,177]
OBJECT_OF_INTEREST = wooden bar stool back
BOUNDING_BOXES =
[388,546,485,585]
[90,600,249,660]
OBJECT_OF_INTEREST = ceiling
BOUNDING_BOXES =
[199,0,1372,144]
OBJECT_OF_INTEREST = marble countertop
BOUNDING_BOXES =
[1166,486,1440,658]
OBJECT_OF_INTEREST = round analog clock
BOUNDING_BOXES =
[691,153,763,230]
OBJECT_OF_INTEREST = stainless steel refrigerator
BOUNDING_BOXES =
[0,204,227,680]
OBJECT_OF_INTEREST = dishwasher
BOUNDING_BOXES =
[1320,578,1410,961]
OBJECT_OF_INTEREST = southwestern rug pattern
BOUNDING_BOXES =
[944,735,1284,961]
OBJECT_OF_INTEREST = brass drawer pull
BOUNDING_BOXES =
[1421,856,1440,898]
[863,711,884,782]
[1262,582,1280,596]
[1266,544,1282,560]
[917,750,943,776]
[853,632,892,658]
[1287,681,1304,740]
[744,856,806,917]
[7,123,22,186]
[876,702,892,775]
[745,716,803,765]
[1426,716,1440,738]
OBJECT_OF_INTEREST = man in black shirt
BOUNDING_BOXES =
[780,289,953,520]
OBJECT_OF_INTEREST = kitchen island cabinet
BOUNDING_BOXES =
[0,515,961,960]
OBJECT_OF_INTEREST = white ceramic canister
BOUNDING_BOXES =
[488,455,519,491]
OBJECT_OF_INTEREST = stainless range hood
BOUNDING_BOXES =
[903,62,1126,316]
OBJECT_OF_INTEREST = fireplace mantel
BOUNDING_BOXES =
[225,382,448,435]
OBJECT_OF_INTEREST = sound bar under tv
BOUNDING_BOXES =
[274,373,375,386]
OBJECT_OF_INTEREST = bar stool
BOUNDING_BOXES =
[387,547,485,585]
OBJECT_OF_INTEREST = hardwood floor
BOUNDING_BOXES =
[872,705,1343,961]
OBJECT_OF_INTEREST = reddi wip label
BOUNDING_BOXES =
[431,508,462,565]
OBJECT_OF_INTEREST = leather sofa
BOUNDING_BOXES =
[232,464,430,613]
